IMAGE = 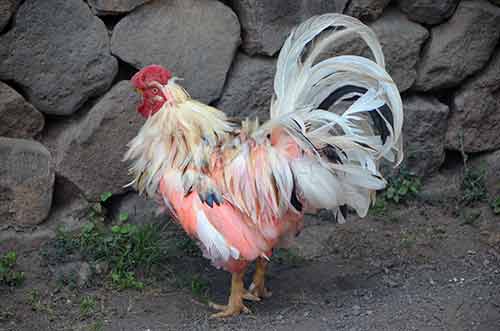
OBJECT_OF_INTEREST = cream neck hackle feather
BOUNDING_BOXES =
[124,79,233,196]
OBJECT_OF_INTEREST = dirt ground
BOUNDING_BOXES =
[1,176,500,331]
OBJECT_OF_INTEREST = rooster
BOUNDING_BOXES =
[125,14,403,318]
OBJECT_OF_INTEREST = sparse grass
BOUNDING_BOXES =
[460,209,482,226]
[0,251,25,287]
[490,197,500,215]
[86,320,104,331]
[79,217,166,290]
[174,234,201,257]
[400,232,417,248]
[369,197,388,217]
[174,273,210,301]
[42,192,170,291]
[27,289,54,318]
[80,296,97,317]
[461,166,487,205]
[273,248,306,266]
[190,274,210,299]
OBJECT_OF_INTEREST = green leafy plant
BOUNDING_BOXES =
[384,170,421,204]
[0,251,25,287]
[79,218,166,290]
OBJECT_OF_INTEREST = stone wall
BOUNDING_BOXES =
[1,0,499,236]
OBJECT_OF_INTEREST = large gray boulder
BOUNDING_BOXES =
[111,0,240,104]
[402,95,449,176]
[0,0,16,31]
[0,81,44,139]
[344,0,391,21]
[230,0,348,56]
[42,81,143,201]
[445,49,500,153]
[370,10,428,92]
[0,0,118,115]
[216,53,275,121]
[414,0,500,92]
[87,0,149,15]
[328,10,428,92]
[112,193,165,225]
[397,0,460,25]
[0,138,54,226]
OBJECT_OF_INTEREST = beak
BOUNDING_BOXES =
[135,88,143,95]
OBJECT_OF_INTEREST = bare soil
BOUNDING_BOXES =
[1,185,500,331]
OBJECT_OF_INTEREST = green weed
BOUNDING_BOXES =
[0,251,25,287]
[80,296,97,317]
[273,248,306,266]
[490,196,500,215]
[461,166,487,205]
[384,170,421,204]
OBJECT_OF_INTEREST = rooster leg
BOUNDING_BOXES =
[209,270,251,318]
[248,257,272,299]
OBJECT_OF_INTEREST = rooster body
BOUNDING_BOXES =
[126,14,403,317]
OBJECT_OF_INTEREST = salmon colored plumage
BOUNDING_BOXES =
[126,14,404,318]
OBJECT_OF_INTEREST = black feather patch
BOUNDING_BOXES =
[320,145,343,164]
[291,181,303,212]
[318,85,393,144]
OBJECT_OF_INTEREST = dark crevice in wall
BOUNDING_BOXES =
[100,13,127,31]
[2,79,29,100]
[441,149,463,171]
[112,58,138,84]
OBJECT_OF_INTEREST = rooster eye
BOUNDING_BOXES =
[152,87,159,94]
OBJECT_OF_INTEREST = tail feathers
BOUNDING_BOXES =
[256,14,404,219]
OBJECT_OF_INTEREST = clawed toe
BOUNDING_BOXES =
[208,301,251,318]
[248,282,272,299]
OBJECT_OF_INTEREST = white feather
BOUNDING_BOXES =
[196,209,240,262]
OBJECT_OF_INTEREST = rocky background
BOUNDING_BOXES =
[1,0,500,248]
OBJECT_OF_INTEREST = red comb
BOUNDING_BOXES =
[131,64,172,89]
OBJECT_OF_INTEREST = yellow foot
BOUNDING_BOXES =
[208,301,251,318]
[248,281,272,299]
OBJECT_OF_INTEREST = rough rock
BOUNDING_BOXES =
[0,81,44,139]
[113,193,166,225]
[0,138,54,226]
[216,53,275,120]
[414,0,500,92]
[371,10,428,92]
[402,95,449,176]
[417,172,461,204]
[344,0,391,21]
[328,9,428,92]
[397,0,460,25]
[230,0,348,56]
[42,81,142,201]
[0,0,118,115]
[88,0,149,15]
[111,0,240,104]
[49,261,92,288]
[0,0,16,31]
[445,49,500,153]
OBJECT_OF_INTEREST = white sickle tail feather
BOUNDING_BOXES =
[255,13,403,219]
